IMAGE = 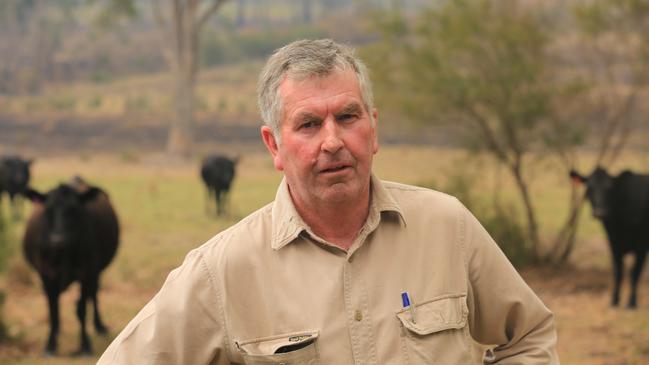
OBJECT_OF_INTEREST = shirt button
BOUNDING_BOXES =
[354,310,363,321]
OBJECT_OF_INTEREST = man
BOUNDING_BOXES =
[98,39,558,364]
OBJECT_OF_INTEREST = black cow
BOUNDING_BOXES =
[0,155,32,218]
[200,155,238,216]
[571,167,649,308]
[23,179,119,355]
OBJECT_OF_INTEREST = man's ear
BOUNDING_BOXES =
[261,126,284,171]
[371,108,379,154]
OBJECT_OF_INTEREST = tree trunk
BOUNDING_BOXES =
[236,0,246,27]
[510,162,541,261]
[545,182,587,264]
[168,68,195,156]
[164,0,201,157]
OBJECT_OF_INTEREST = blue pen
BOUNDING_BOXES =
[401,291,416,324]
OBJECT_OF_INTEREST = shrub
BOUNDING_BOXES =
[418,171,533,267]
[0,211,10,341]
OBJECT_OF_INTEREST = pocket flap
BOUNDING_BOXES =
[396,293,468,335]
[236,330,319,355]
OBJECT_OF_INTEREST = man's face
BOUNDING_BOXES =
[261,69,379,208]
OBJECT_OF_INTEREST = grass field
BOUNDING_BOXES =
[0,145,648,364]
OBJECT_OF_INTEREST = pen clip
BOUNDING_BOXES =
[401,291,416,324]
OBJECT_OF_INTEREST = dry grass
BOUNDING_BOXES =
[0,145,647,364]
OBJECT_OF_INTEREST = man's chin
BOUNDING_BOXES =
[319,183,359,203]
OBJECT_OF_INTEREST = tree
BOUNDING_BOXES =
[0,0,76,94]
[370,0,648,264]
[370,0,567,262]
[102,0,231,157]
[547,0,649,263]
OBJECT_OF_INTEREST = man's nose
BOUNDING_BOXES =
[321,120,343,153]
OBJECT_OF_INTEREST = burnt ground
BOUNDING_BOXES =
[0,113,456,158]
[0,113,263,156]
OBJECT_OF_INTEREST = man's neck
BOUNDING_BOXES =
[292,189,371,251]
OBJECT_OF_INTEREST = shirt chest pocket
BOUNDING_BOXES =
[235,330,320,365]
[396,293,475,364]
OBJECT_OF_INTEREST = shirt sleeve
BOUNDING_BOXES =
[461,204,559,364]
[97,249,231,365]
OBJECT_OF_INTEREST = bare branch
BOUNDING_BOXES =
[152,1,176,67]
[595,89,636,166]
[197,0,229,30]
[605,91,637,165]
[465,105,511,165]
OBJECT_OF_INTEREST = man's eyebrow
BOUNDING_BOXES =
[292,111,321,123]
[336,103,363,116]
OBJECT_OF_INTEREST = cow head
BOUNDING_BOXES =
[0,156,32,193]
[570,167,613,220]
[25,184,103,249]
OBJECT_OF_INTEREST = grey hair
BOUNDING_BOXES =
[257,39,375,142]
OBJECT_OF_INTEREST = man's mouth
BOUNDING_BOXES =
[320,165,349,174]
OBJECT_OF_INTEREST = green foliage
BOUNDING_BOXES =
[88,94,103,109]
[201,25,326,67]
[119,148,139,163]
[369,0,565,155]
[216,96,228,114]
[368,0,596,262]
[92,0,138,28]
[574,0,649,85]
[576,0,649,34]
[125,94,149,111]
[49,95,77,110]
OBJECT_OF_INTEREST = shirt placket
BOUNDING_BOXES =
[343,251,378,365]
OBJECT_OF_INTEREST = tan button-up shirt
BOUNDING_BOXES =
[98,176,558,364]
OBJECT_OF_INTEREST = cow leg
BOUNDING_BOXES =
[75,282,92,355]
[205,187,213,215]
[9,193,20,220]
[43,280,61,355]
[215,189,223,216]
[90,275,108,335]
[628,250,648,309]
[611,251,624,307]
[224,191,231,216]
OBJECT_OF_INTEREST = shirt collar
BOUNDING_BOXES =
[270,174,406,250]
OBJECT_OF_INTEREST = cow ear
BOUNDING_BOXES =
[24,188,46,203]
[79,187,104,203]
[569,170,586,185]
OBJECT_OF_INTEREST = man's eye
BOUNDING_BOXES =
[300,121,317,129]
[339,114,358,121]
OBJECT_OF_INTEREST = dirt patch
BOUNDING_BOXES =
[522,265,649,365]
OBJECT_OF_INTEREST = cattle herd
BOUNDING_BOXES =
[1,153,647,356]
[0,153,238,356]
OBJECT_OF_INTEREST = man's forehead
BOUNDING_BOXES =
[281,68,358,88]
[282,71,360,99]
